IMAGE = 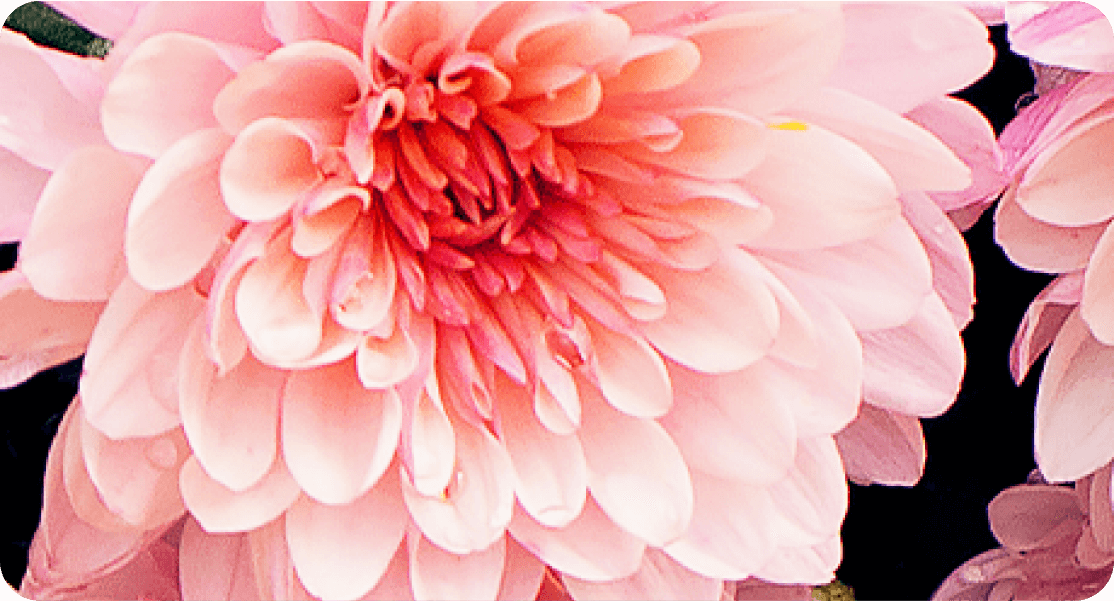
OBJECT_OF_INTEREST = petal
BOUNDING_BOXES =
[1012,273,1083,383]
[905,97,1007,212]
[105,2,278,62]
[101,32,254,158]
[1090,463,1114,553]
[578,377,693,547]
[0,147,49,243]
[19,146,148,301]
[1082,223,1114,345]
[835,403,926,487]
[588,319,672,418]
[179,454,300,534]
[496,536,547,601]
[828,3,994,114]
[81,278,204,438]
[902,190,976,329]
[994,186,1106,274]
[0,272,102,389]
[179,519,259,601]
[493,372,587,528]
[507,498,645,582]
[745,122,900,250]
[402,417,516,554]
[213,40,367,133]
[285,467,408,601]
[752,535,841,585]
[0,29,107,170]
[761,215,933,332]
[663,472,778,579]
[48,2,141,39]
[1017,116,1114,227]
[409,533,506,601]
[765,436,849,544]
[282,359,402,505]
[562,548,722,601]
[179,318,284,492]
[220,117,323,222]
[357,323,421,389]
[789,87,972,193]
[1036,309,1114,482]
[638,248,779,374]
[660,361,798,485]
[126,128,236,291]
[988,485,1085,551]
[859,293,966,418]
[78,412,188,529]
[625,5,844,117]
[1007,1,1114,72]
[616,109,767,181]
[362,541,415,601]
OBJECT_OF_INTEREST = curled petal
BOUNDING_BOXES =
[221,117,323,223]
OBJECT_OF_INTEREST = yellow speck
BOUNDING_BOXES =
[769,120,809,131]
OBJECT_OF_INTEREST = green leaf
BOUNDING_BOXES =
[4,2,112,58]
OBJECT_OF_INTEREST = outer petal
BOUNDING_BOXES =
[81,278,204,438]
[765,436,849,545]
[835,403,926,487]
[562,548,722,601]
[1081,222,1114,344]
[1016,116,1114,227]
[409,533,506,601]
[101,32,255,158]
[178,454,300,534]
[1036,309,1114,481]
[994,186,1106,275]
[827,3,994,114]
[179,519,259,601]
[902,191,976,329]
[19,146,148,301]
[126,128,237,291]
[988,485,1085,552]
[1012,273,1083,383]
[282,359,402,505]
[1007,1,1114,72]
[0,147,49,243]
[285,467,408,601]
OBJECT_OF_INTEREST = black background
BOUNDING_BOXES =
[0,23,1054,601]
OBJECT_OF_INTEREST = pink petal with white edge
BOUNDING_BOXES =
[752,535,841,585]
[1017,116,1114,227]
[1011,273,1083,383]
[638,247,778,374]
[496,536,547,601]
[286,467,408,601]
[994,187,1106,275]
[78,411,188,529]
[0,30,107,170]
[221,117,324,223]
[578,377,693,547]
[789,87,972,194]
[835,403,926,487]
[902,191,976,329]
[0,272,102,390]
[0,147,49,243]
[660,360,797,485]
[766,436,848,544]
[493,372,587,528]
[282,359,402,505]
[587,319,672,418]
[179,318,284,492]
[906,97,1006,212]
[101,33,256,159]
[1036,309,1114,482]
[745,122,900,251]
[507,498,645,582]
[19,146,148,301]
[81,278,204,438]
[403,416,516,554]
[1007,1,1114,72]
[761,215,933,332]
[127,128,236,291]
[860,293,965,418]
[213,40,368,133]
[620,5,843,118]
[663,472,778,579]
[1082,222,1114,345]
[988,485,1084,552]
[828,3,994,114]
[409,533,506,601]
[563,548,723,601]
[179,454,300,533]
[179,519,259,601]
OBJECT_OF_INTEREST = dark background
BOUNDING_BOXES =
[0,15,1051,601]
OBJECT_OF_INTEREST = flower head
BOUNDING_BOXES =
[3,2,996,599]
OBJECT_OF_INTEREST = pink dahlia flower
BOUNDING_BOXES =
[3,2,995,600]
[932,471,1114,601]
